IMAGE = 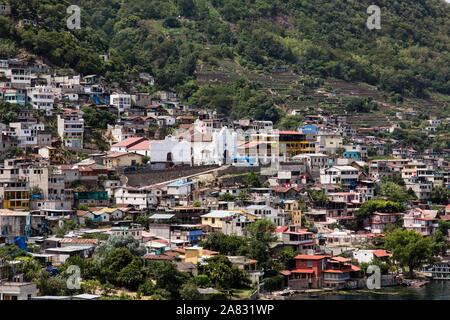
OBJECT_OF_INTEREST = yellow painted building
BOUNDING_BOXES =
[103,152,145,168]
[239,131,316,161]
[200,210,257,229]
[279,131,316,158]
[3,190,30,210]
[283,200,302,226]
[184,247,218,264]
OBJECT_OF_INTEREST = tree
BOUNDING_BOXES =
[201,233,248,256]
[0,102,20,124]
[95,235,145,260]
[307,189,329,207]
[199,255,249,289]
[82,107,116,129]
[245,172,262,188]
[277,246,296,269]
[138,280,156,296]
[99,247,135,285]
[263,275,284,292]
[276,115,301,131]
[247,220,276,270]
[430,230,448,256]
[385,229,435,277]
[0,245,28,259]
[180,282,202,300]
[430,186,450,205]
[60,255,99,280]
[163,16,181,28]
[36,271,74,296]
[192,200,202,207]
[381,174,405,186]
[376,181,411,203]
[116,258,145,290]
[438,220,450,236]
[142,156,150,165]
[189,275,211,288]
[147,261,189,299]
[15,256,42,282]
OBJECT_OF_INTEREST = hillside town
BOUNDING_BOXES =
[0,55,449,301]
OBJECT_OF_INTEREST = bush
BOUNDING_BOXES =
[263,275,284,292]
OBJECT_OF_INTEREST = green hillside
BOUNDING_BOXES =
[1,0,450,122]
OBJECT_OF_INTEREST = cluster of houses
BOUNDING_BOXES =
[0,57,449,298]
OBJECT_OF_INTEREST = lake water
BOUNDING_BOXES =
[288,281,450,300]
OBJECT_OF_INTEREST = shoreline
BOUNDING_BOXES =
[262,279,432,300]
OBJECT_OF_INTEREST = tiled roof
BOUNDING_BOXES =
[111,137,145,148]
[128,140,150,151]
[294,254,328,260]
[291,269,315,274]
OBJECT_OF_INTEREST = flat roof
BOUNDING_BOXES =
[201,211,237,218]
[149,213,175,220]
[46,245,94,253]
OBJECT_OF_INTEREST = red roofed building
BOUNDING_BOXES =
[127,140,150,157]
[281,225,315,252]
[111,137,148,153]
[373,250,392,260]
[281,254,362,290]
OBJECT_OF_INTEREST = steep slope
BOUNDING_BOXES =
[0,0,449,122]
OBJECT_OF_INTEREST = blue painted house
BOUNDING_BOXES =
[343,150,361,161]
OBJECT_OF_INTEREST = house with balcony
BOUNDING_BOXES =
[227,255,264,284]
[27,86,54,115]
[280,254,362,290]
[320,165,360,188]
[316,132,343,154]
[404,208,439,236]
[2,89,27,106]
[292,153,330,178]
[110,93,132,113]
[369,212,401,234]
[166,179,195,205]
[201,210,239,230]
[0,181,30,210]
[281,254,327,289]
[74,191,109,207]
[401,161,428,181]
[57,110,84,149]
[322,256,362,289]
[405,178,433,201]
[244,205,284,226]
[7,60,31,89]
[281,225,315,252]
[111,223,144,241]
[170,224,204,245]
[8,122,46,149]
[222,214,254,237]
[114,186,159,210]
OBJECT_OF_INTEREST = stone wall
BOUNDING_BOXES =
[124,165,219,187]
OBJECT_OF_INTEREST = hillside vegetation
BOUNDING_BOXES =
[1,0,450,122]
